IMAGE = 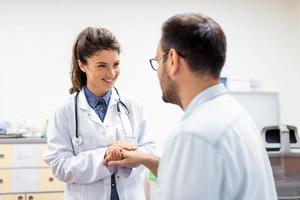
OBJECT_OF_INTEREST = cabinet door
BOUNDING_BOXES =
[26,193,64,200]
[13,144,40,168]
[0,144,13,168]
[38,169,64,191]
[0,194,25,200]
[0,169,12,193]
[38,144,48,167]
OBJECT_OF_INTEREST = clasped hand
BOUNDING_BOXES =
[104,140,146,168]
[103,140,136,167]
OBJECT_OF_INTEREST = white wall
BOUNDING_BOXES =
[0,0,299,150]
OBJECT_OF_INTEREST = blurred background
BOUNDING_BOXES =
[0,0,299,145]
[0,0,300,199]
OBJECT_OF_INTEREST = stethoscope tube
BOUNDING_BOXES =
[75,91,80,139]
[114,87,129,114]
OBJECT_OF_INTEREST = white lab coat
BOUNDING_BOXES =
[44,89,155,200]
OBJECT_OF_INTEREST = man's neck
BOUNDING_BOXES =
[180,76,219,110]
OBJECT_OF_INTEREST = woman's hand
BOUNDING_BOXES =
[106,149,147,168]
[103,140,137,166]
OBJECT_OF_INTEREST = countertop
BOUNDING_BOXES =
[0,137,47,144]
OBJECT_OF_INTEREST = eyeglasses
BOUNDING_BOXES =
[149,52,169,71]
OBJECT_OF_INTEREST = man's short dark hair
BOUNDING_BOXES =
[161,13,227,78]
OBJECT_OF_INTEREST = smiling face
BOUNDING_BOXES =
[79,50,120,97]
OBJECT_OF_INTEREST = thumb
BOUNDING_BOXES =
[120,144,137,151]
[108,160,125,168]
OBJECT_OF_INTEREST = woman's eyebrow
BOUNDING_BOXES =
[96,62,108,65]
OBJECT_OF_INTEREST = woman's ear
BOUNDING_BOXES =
[78,60,86,72]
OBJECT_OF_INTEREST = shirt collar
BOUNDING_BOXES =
[182,83,227,121]
[84,86,112,108]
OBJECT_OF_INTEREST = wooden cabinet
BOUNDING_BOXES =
[0,144,13,167]
[0,169,12,193]
[0,194,25,200]
[38,169,64,191]
[26,193,64,200]
[0,138,64,200]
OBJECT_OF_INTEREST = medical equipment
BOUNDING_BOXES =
[262,125,300,199]
[72,87,133,146]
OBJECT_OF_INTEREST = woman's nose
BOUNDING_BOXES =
[106,66,116,77]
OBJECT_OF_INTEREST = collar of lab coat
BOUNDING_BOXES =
[76,88,120,125]
[77,88,119,111]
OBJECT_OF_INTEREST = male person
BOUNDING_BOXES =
[105,13,277,199]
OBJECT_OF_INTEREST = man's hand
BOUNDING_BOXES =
[105,140,137,158]
[106,149,146,168]
[103,140,137,166]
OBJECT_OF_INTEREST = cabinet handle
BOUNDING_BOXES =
[17,196,23,200]
[0,154,4,159]
[0,178,3,184]
[49,177,54,182]
[28,196,34,200]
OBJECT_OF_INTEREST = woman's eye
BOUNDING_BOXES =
[97,65,107,68]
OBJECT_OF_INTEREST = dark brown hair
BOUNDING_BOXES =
[69,27,121,94]
[161,13,226,78]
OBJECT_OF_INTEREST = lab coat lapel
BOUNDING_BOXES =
[77,88,119,125]
[77,89,102,125]
[106,88,119,114]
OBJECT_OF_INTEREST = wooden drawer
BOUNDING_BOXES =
[0,194,25,200]
[0,169,12,193]
[38,144,48,167]
[0,144,48,168]
[13,144,40,168]
[0,144,14,168]
[1,168,64,193]
[26,193,64,200]
[38,169,64,191]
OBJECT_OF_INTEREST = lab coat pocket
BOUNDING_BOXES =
[123,135,138,146]
[116,127,138,146]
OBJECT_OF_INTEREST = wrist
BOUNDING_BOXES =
[140,152,151,165]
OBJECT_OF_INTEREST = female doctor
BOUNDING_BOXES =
[44,27,154,200]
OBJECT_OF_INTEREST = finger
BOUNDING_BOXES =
[112,149,121,160]
[116,149,123,160]
[120,149,129,160]
[112,150,117,161]
[103,154,112,166]
[120,144,137,151]
[105,147,112,158]
[108,160,125,168]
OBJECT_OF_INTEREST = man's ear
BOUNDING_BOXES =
[78,60,86,72]
[167,48,180,77]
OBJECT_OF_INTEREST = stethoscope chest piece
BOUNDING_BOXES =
[72,135,83,146]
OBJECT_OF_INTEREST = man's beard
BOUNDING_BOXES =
[160,70,182,108]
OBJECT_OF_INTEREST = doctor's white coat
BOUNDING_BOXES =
[44,89,154,200]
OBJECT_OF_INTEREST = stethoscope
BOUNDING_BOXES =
[72,87,133,146]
